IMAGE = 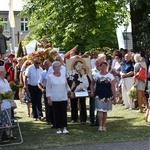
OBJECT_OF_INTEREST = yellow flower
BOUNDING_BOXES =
[0,91,14,100]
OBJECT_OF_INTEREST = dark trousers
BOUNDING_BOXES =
[89,97,98,125]
[70,97,87,122]
[52,101,67,129]
[28,85,43,118]
[89,96,95,124]
[43,92,54,124]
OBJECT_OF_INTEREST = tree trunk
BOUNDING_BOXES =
[130,1,150,53]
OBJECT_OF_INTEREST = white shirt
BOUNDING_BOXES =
[38,69,49,87]
[91,67,99,76]
[91,59,96,69]
[47,65,66,75]
[93,72,114,82]
[74,74,89,92]
[46,74,71,101]
[111,58,116,69]
[25,64,43,86]
[114,61,121,70]
[0,78,11,109]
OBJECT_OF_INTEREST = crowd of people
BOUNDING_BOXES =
[0,47,150,134]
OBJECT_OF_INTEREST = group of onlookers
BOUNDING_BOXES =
[0,47,150,134]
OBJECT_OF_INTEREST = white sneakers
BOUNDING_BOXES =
[63,129,69,134]
[56,130,62,134]
[56,129,69,134]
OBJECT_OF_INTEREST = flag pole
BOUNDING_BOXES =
[116,26,125,49]
[11,27,15,53]
[8,0,15,54]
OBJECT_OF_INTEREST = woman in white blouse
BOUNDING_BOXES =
[0,66,12,114]
[46,61,73,134]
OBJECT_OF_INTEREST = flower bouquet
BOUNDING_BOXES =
[127,86,137,100]
[9,81,23,91]
[0,91,14,101]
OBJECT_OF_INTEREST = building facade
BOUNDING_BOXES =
[0,11,29,47]
[0,0,29,51]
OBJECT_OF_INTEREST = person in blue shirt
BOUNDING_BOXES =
[120,53,134,109]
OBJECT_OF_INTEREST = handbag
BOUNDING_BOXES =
[135,65,146,81]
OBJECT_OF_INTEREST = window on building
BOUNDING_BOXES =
[21,18,29,32]
[0,17,8,31]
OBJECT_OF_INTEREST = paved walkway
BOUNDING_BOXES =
[38,139,149,150]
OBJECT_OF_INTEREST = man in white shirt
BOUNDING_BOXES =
[38,60,54,126]
[24,58,43,121]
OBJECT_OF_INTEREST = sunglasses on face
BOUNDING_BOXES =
[35,62,40,64]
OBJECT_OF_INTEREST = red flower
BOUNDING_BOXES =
[104,99,108,103]
[105,80,108,83]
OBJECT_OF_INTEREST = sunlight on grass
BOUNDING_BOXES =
[4,100,150,149]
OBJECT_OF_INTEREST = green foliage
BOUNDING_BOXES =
[20,0,129,51]
[127,86,137,100]
[8,100,150,149]
[0,91,14,100]
[9,81,23,91]
[0,16,7,26]
[130,0,150,50]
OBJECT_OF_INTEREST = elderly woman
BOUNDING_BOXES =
[46,61,73,134]
[91,61,116,132]
[0,66,16,139]
[0,66,12,114]
[133,54,148,112]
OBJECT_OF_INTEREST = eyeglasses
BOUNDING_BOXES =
[26,63,31,66]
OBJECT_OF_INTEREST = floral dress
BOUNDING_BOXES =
[93,72,114,112]
[112,62,122,99]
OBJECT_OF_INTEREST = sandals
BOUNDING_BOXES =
[98,126,103,132]
[98,126,107,132]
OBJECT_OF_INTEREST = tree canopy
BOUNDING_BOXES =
[20,0,129,52]
[130,0,150,52]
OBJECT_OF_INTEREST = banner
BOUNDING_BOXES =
[116,26,125,49]
[8,0,15,28]
[66,58,92,97]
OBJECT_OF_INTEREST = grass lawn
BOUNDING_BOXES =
[2,99,150,149]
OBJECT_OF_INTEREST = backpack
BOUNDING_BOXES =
[135,64,147,82]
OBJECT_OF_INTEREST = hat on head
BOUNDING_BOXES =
[7,53,15,58]
[0,60,4,66]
